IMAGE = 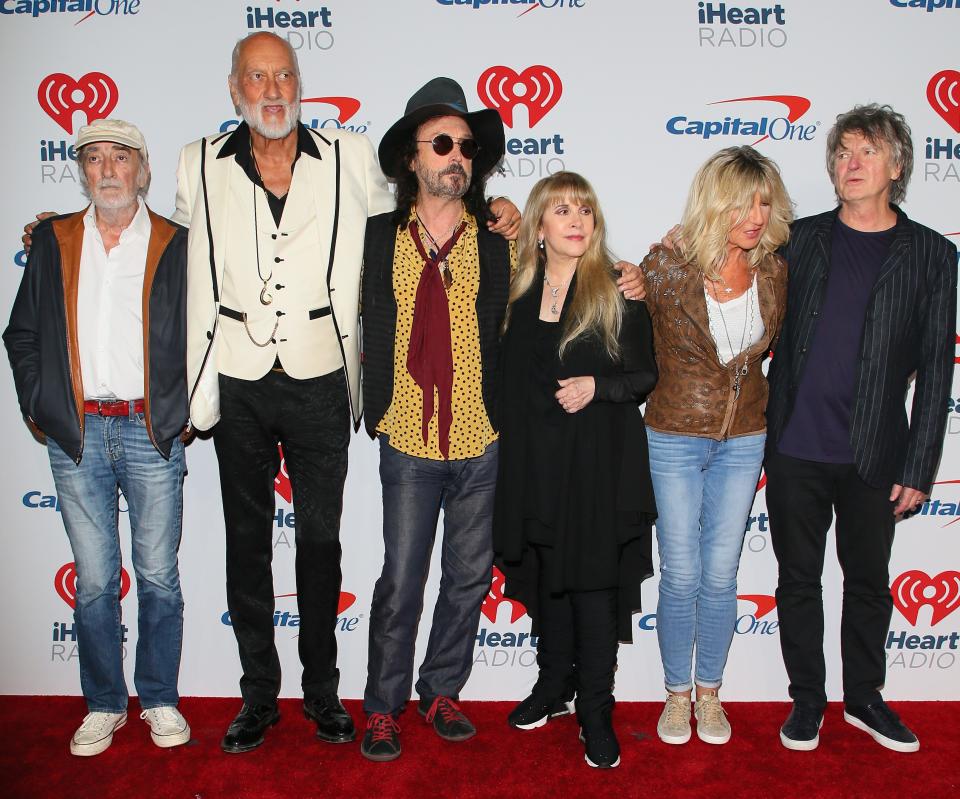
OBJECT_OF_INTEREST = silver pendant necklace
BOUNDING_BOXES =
[250,144,274,306]
[708,277,756,399]
[543,272,569,316]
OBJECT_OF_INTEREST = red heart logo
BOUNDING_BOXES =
[477,65,563,128]
[274,444,292,502]
[891,570,960,626]
[927,70,960,133]
[480,566,528,624]
[54,562,131,609]
[37,72,119,134]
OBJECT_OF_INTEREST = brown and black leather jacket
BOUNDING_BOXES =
[641,245,787,440]
[4,207,188,462]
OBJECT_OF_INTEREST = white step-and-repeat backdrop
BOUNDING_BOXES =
[1,0,958,702]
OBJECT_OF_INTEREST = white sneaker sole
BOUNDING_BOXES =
[70,714,127,757]
[584,753,621,768]
[780,717,823,751]
[149,722,191,748]
[696,724,731,745]
[657,726,691,745]
[511,700,575,731]
[843,711,919,753]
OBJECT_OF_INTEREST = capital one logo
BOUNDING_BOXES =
[927,69,960,133]
[738,593,777,618]
[481,566,527,623]
[275,591,357,616]
[38,72,119,134]
[302,96,361,125]
[892,570,960,626]
[477,66,562,128]
[55,562,130,610]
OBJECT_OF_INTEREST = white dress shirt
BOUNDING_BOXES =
[77,198,150,400]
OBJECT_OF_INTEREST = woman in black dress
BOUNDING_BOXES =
[493,172,657,768]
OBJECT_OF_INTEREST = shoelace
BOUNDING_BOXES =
[140,707,178,724]
[664,695,690,725]
[425,697,465,725]
[697,695,726,725]
[79,712,121,732]
[366,713,400,743]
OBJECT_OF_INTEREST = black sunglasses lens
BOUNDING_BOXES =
[459,139,479,159]
[431,134,454,156]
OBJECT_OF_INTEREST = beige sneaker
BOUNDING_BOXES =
[70,711,127,756]
[694,693,731,744]
[656,693,691,745]
[140,706,191,748]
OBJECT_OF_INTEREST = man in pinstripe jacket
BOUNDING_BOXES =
[765,105,957,754]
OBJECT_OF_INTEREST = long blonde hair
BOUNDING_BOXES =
[506,172,623,359]
[680,146,793,279]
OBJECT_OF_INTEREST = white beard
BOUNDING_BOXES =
[239,96,301,140]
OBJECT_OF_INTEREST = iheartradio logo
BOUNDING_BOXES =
[477,66,562,128]
[481,566,527,624]
[892,570,960,626]
[55,562,131,610]
[927,69,960,133]
[38,72,119,135]
[275,444,291,502]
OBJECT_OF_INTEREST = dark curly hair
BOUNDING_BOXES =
[390,125,495,229]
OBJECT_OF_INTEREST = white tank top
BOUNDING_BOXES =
[704,277,765,365]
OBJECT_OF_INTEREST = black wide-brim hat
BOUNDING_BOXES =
[378,76,505,181]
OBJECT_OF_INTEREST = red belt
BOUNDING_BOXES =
[83,399,145,416]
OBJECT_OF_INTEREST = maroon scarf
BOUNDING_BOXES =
[406,219,466,459]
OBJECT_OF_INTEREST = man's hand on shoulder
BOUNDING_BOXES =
[21,212,57,255]
[487,197,521,241]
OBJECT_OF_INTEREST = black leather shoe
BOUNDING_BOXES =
[303,695,356,743]
[221,703,280,753]
[780,702,824,751]
[844,700,919,753]
[418,696,476,741]
[579,707,620,768]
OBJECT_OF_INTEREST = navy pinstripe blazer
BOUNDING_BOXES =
[766,206,957,492]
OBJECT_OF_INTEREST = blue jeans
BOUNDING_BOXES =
[47,410,185,713]
[647,428,764,693]
[364,438,498,716]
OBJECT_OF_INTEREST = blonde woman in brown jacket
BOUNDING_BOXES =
[639,147,791,747]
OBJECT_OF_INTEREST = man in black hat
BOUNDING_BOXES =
[359,77,514,761]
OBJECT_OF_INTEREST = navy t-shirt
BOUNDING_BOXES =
[777,217,895,463]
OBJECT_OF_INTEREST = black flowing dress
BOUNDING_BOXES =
[493,274,658,641]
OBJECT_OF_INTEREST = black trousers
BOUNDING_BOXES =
[765,451,896,709]
[532,544,618,720]
[214,369,350,706]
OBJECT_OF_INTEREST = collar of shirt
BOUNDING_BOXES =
[217,121,321,195]
[82,197,150,244]
[408,205,477,244]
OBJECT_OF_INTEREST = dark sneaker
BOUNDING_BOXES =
[780,702,824,751]
[579,708,621,769]
[844,701,919,753]
[360,713,401,762]
[418,696,476,741]
[508,691,575,730]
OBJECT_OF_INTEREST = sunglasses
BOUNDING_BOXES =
[416,134,480,160]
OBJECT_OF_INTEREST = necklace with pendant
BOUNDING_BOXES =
[416,210,458,289]
[250,143,274,306]
[543,272,569,316]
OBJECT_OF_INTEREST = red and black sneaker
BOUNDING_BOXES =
[360,713,401,762]
[418,696,476,742]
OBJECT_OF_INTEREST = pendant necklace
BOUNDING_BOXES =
[543,271,569,316]
[416,209,458,289]
[708,276,756,399]
[250,143,274,306]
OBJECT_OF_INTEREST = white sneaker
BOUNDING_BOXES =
[140,706,191,748]
[656,694,692,745]
[70,711,127,756]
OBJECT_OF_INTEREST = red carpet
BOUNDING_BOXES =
[2,697,956,798]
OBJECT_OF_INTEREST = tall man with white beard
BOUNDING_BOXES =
[171,32,519,753]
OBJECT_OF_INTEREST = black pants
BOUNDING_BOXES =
[214,369,350,706]
[532,545,618,720]
[765,451,896,709]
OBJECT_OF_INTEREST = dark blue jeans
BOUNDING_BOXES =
[48,410,185,713]
[364,438,498,716]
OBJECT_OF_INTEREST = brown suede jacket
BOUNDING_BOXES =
[641,245,787,440]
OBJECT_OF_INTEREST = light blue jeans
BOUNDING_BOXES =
[47,410,185,713]
[646,428,765,693]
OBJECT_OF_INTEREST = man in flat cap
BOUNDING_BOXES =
[5,118,191,756]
